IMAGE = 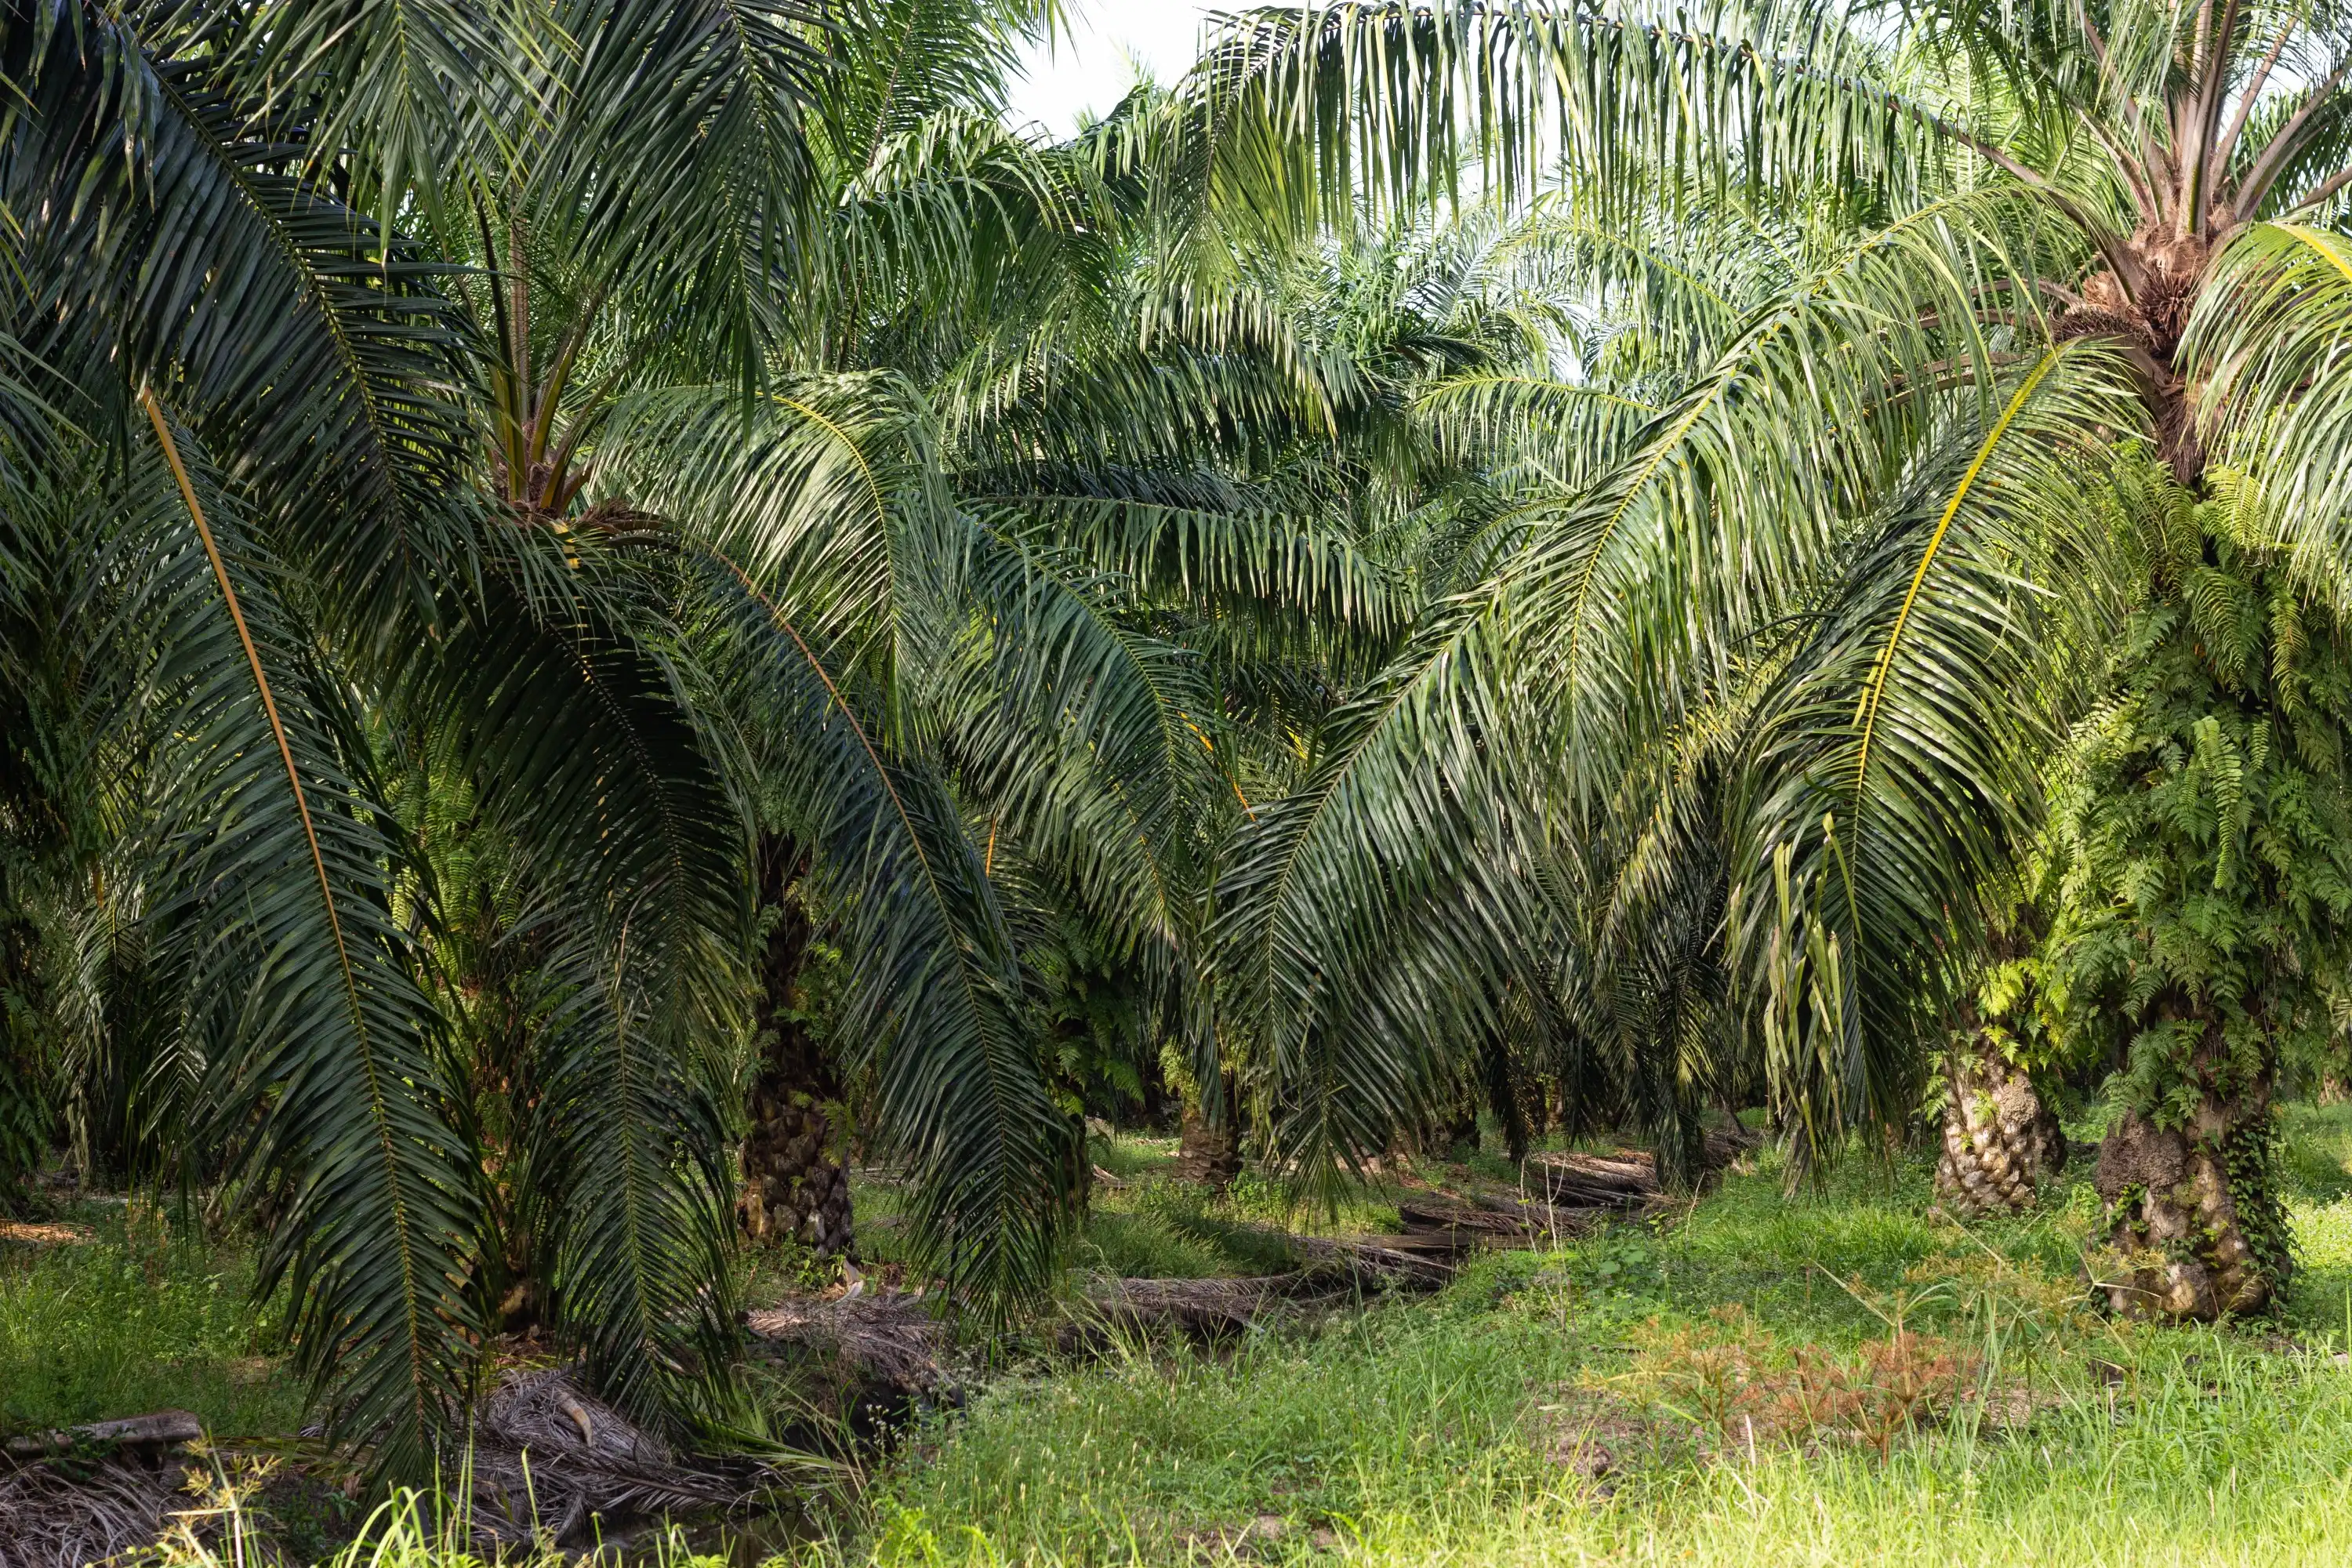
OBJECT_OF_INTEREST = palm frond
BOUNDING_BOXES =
[5,4,479,641]
[412,559,747,1428]
[1208,583,1519,1174]
[1188,1,1945,232]
[599,376,956,690]
[151,0,535,229]
[535,0,829,387]
[1504,187,2078,801]
[1729,343,2136,1144]
[128,399,480,1475]
[691,553,1080,1308]
[2185,221,2352,574]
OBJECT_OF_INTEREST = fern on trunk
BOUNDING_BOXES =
[2048,466,2352,1318]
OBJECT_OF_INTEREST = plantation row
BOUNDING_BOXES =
[9,0,2352,1514]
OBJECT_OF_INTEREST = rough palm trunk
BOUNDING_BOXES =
[0,907,49,1205]
[2062,241,2292,1321]
[739,837,852,1256]
[2092,1015,2287,1319]
[1173,1098,1239,1191]
[1933,1029,2065,1218]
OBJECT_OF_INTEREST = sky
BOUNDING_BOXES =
[1004,2,1223,136]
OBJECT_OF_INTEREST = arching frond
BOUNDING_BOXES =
[2186,222,2352,575]
[1730,343,2136,1142]
[598,375,956,690]
[410,559,747,1427]
[1189,1,1947,231]
[690,554,1080,1308]
[5,3,479,640]
[1504,188,2078,798]
[126,402,480,1475]
[1208,583,1519,1174]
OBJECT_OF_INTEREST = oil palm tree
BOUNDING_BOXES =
[1195,0,2352,1316]
[0,0,1469,1468]
[0,0,826,1463]
[599,71,1457,1244]
[0,0,1131,1464]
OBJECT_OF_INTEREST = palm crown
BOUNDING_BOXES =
[1200,0,2352,1305]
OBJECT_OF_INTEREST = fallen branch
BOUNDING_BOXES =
[1399,1196,1605,1243]
[1077,1275,1305,1336]
[1527,1151,1662,1209]
[1280,1229,1456,1286]
[1703,1124,1764,1171]
[1476,1191,1609,1236]
[1069,1258,1454,1345]
[746,1291,949,1393]
[4,1411,202,1462]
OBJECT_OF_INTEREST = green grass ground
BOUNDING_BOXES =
[849,1138,1406,1286]
[48,1107,2352,1566]
[0,1199,300,1441]
[804,1108,2352,1567]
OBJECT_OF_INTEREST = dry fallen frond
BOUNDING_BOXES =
[456,1368,761,1548]
[747,1290,953,1393]
[0,1457,181,1568]
[0,1221,93,1247]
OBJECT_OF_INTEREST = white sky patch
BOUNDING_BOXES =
[1005,2,1225,136]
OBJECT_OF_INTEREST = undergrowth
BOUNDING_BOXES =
[793,1105,2352,1567]
[131,1482,739,1568]
[83,1105,2352,1565]
[0,1198,299,1441]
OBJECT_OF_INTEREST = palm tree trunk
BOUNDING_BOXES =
[1932,1028,2064,1218]
[0,906,49,1205]
[2092,1014,2287,1319]
[739,837,852,1256]
[1174,1073,1240,1190]
[2082,339,2288,1319]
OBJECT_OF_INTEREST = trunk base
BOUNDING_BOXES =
[740,1080,853,1255]
[1932,1036,2064,1218]
[739,837,852,1258]
[2092,1105,2286,1319]
[1174,1108,1239,1190]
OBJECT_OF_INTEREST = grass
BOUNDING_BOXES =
[1087,1177,1398,1279]
[136,1484,745,1568]
[848,1160,1404,1287]
[60,1106,2352,1566]
[792,1106,2352,1567]
[0,1197,301,1441]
